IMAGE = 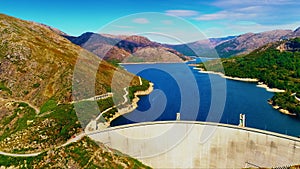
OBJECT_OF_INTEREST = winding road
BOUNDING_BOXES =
[0,76,144,158]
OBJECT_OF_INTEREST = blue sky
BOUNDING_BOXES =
[1,0,300,43]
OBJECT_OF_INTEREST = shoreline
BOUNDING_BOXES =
[85,82,154,133]
[195,67,259,82]
[107,82,154,125]
[279,109,297,116]
[195,67,286,93]
[192,66,295,117]
[256,83,285,93]
[269,102,297,116]
[120,61,184,65]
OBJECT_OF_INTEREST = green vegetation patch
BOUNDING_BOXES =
[39,98,57,114]
[128,78,150,100]
[0,102,36,140]
[97,97,114,111]
[0,101,81,153]
[102,107,118,121]
[42,103,81,141]
[32,83,40,88]
[74,97,115,127]
[107,58,121,67]
[0,81,12,95]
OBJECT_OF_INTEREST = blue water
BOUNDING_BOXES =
[112,61,300,137]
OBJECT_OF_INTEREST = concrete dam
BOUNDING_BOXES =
[88,121,300,168]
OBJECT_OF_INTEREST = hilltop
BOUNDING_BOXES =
[64,32,189,63]
[215,29,295,58]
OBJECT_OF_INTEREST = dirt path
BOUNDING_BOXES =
[0,98,39,114]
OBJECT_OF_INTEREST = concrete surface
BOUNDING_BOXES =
[88,121,300,168]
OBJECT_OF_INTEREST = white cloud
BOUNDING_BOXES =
[132,18,149,24]
[194,1,300,25]
[195,11,257,21]
[165,10,199,17]
[212,0,300,8]
[202,21,300,38]
[226,22,300,33]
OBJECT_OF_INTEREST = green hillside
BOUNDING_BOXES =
[199,38,300,116]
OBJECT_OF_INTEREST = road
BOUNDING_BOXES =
[0,98,40,114]
[0,87,132,158]
[122,87,129,105]
[0,150,41,157]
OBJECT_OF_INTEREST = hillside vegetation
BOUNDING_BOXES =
[0,13,150,168]
[199,38,300,116]
[0,136,150,168]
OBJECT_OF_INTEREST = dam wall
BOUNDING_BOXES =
[89,121,300,168]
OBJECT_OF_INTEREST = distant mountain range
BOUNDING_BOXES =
[164,36,236,57]
[60,27,300,61]
[215,29,300,58]
[165,28,300,58]
[64,33,189,63]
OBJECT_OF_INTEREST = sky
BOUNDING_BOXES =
[1,0,300,43]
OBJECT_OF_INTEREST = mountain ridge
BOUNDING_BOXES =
[164,28,300,58]
[64,32,189,63]
[164,36,236,57]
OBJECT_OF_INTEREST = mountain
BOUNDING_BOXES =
[0,13,149,168]
[0,15,136,107]
[164,36,236,57]
[64,33,189,63]
[215,29,298,58]
[166,28,300,58]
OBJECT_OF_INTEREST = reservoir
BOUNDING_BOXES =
[111,61,300,137]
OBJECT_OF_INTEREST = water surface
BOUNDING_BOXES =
[112,62,300,137]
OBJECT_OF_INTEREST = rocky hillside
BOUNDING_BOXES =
[0,13,149,168]
[215,29,300,58]
[166,28,300,58]
[0,14,138,107]
[64,33,188,63]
